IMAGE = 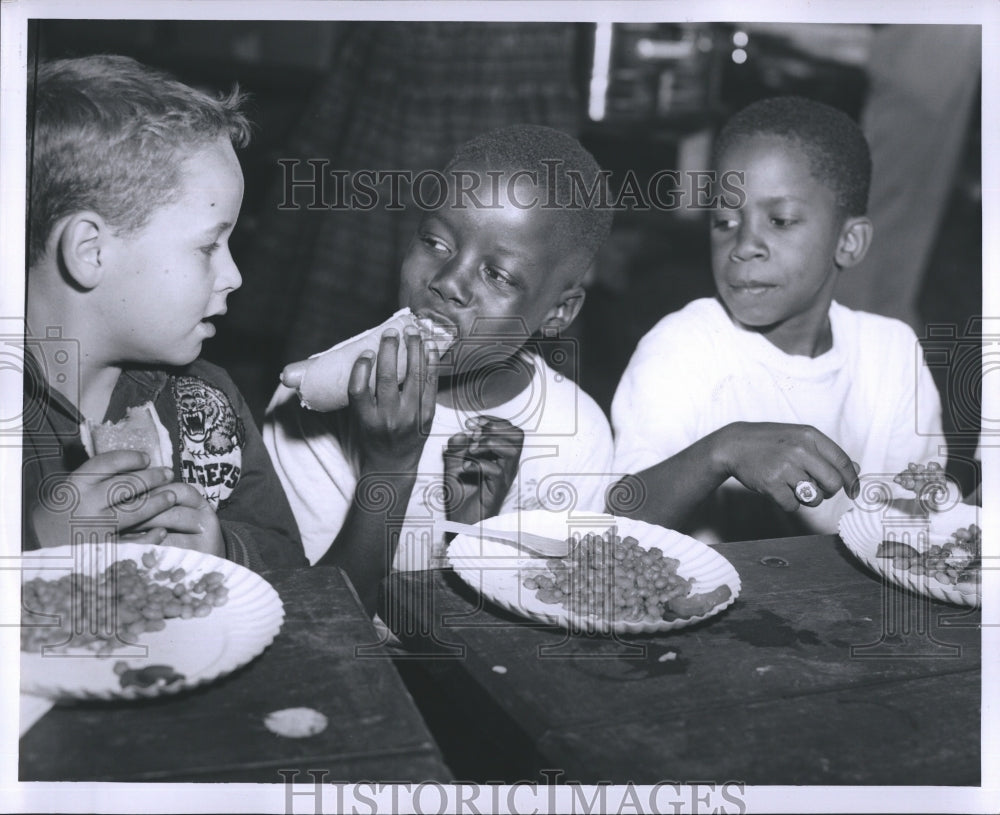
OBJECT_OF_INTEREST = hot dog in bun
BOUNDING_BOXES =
[280,308,456,412]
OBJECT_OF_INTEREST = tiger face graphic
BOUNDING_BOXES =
[172,376,245,508]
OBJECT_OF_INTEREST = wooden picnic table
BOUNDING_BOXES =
[20,567,451,782]
[380,534,980,785]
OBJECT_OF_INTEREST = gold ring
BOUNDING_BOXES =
[794,480,818,504]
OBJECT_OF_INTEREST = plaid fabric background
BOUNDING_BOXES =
[231,22,584,363]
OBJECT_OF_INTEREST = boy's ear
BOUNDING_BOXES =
[835,215,873,269]
[541,282,586,332]
[55,212,109,290]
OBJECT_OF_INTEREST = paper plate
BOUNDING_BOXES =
[838,502,981,608]
[446,510,741,635]
[20,543,284,700]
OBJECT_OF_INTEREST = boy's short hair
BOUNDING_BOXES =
[712,96,871,217]
[445,124,614,266]
[27,54,252,266]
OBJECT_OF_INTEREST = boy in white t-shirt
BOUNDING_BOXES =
[265,125,615,611]
[610,97,944,542]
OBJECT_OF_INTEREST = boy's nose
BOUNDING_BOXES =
[730,222,767,262]
[216,250,243,294]
[429,256,471,304]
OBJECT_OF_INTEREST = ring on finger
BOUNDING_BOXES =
[794,480,819,504]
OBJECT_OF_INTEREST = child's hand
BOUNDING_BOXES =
[717,422,860,511]
[123,482,225,557]
[349,328,439,473]
[443,415,524,525]
[30,451,177,548]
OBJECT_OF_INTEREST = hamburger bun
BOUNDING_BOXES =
[80,401,173,473]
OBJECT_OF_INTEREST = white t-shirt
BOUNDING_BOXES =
[611,298,945,536]
[265,352,614,569]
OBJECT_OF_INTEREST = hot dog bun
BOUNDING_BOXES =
[80,401,173,473]
[281,307,456,412]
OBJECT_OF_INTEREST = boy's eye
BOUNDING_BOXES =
[200,242,221,257]
[770,216,798,228]
[712,216,738,231]
[483,266,515,288]
[420,234,450,253]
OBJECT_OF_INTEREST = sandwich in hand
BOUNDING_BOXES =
[80,401,173,474]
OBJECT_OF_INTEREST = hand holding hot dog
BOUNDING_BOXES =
[281,308,455,412]
[349,328,440,473]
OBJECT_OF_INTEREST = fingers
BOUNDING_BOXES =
[403,330,439,431]
[128,484,212,535]
[85,465,174,521]
[771,484,805,513]
[118,527,168,545]
[156,532,225,556]
[442,419,520,522]
[469,456,506,483]
[795,454,848,503]
[732,423,859,511]
[444,441,506,485]
[443,432,483,485]
[113,485,179,530]
[149,482,208,509]
[279,360,307,390]
[347,329,404,408]
[444,430,507,471]
[790,479,823,509]
[809,433,861,499]
[137,506,207,535]
[469,435,523,463]
[780,431,859,509]
[464,415,515,434]
[446,417,523,495]
[445,417,522,507]
[347,351,376,408]
[445,431,473,452]
[463,415,525,453]
[403,329,424,387]
[373,329,402,406]
[350,328,439,416]
[76,449,157,476]
[105,466,175,500]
